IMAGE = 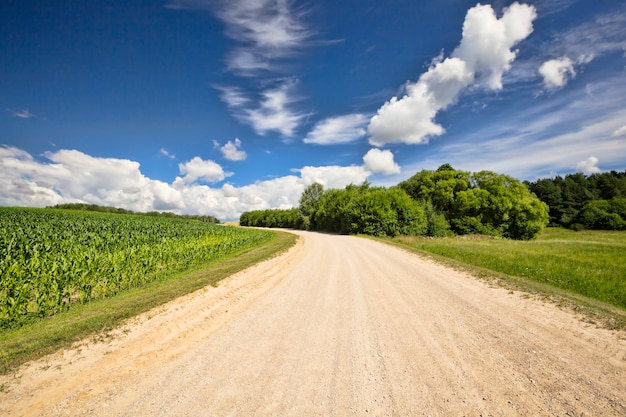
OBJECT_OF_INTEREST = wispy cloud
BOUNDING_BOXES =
[160,148,176,159]
[216,0,310,75]
[613,125,626,137]
[550,5,626,60]
[304,114,368,145]
[531,3,626,89]
[171,1,312,136]
[219,79,305,137]
[214,86,251,108]
[168,0,311,76]
[7,108,35,119]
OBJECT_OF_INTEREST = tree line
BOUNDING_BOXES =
[240,164,551,240]
[525,171,626,230]
[48,203,220,223]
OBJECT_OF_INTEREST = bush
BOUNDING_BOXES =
[399,165,549,240]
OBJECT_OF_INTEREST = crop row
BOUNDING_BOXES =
[0,207,273,328]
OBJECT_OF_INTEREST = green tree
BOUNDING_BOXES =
[298,183,324,230]
[400,165,549,239]
[579,198,626,230]
[313,184,426,237]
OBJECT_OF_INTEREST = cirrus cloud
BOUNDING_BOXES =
[303,114,368,145]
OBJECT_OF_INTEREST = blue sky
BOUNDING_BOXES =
[2,0,625,220]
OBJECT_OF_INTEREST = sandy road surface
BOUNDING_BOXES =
[2,231,626,416]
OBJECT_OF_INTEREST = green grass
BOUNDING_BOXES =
[0,230,297,374]
[386,228,626,328]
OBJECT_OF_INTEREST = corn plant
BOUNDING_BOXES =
[0,207,273,329]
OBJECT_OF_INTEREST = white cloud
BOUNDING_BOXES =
[173,2,310,136]
[217,0,309,75]
[178,157,232,183]
[219,138,247,161]
[547,6,626,65]
[368,2,536,147]
[0,146,173,211]
[539,57,576,89]
[298,165,370,189]
[244,81,305,137]
[160,148,176,159]
[168,0,310,75]
[0,146,383,221]
[217,81,304,137]
[612,125,626,137]
[453,2,537,90]
[214,85,251,108]
[7,108,35,119]
[403,73,626,180]
[575,156,601,174]
[304,114,368,145]
[362,149,400,175]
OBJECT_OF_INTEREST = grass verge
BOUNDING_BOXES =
[375,228,626,331]
[0,230,297,375]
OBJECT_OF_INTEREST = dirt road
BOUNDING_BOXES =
[2,231,625,416]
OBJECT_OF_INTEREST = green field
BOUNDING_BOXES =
[0,207,276,329]
[392,228,626,312]
[1,207,296,373]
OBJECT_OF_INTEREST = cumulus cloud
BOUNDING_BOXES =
[362,149,401,175]
[178,157,232,184]
[403,73,626,180]
[298,165,370,189]
[368,2,536,147]
[576,156,601,174]
[538,57,576,89]
[304,114,368,145]
[0,146,180,211]
[0,146,391,221]
[217,138,247,161]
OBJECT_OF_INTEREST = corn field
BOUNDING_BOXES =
[0,207,273,328]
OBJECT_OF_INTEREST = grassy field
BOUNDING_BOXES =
[0,208,297,373]
[389,228,626,327]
